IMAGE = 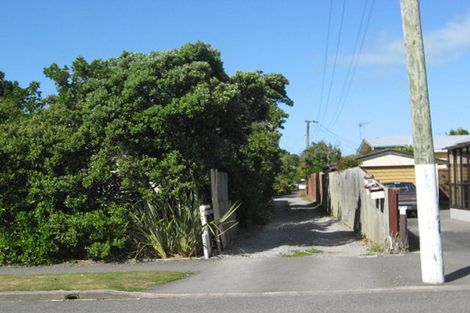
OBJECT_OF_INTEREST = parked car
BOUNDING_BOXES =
[297,179,306,191]
[382,182,417,217]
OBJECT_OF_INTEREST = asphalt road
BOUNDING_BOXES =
[3,288,470,313]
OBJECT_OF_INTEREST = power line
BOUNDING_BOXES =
[316,0,334,123]
[327,0,371,128]
[321,0,347,124]
[316,122,357,151]
[332,0,375,127]
[328,0,375,128]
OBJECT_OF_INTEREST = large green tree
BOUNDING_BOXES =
[273,150,301,195]
[0,42,292,264]
[299,141,341,177]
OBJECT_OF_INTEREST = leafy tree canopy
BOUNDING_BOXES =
[0,42,292,264]
[0,71,42,122]
[273,150,301,195]
[448,128,469,135]
[390,145,414,154]
[335,156,360,171]
[298,141,341,177]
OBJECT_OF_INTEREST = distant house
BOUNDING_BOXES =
[356,149,417,183]
[447,139,470,222]
[356,149,446,184]
[357,135,470,161]
[356,135,470,198]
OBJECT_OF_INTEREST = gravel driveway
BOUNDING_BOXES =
[222,194,367,258]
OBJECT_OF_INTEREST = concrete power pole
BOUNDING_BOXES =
[305,120,318,149]
[400,0,444,284]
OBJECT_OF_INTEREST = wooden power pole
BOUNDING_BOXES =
[305,120,317,149]
[400,0,444,284]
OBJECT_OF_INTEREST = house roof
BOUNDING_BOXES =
[358,135,470,154]
[446,139,470,150]
[356,149,447,167]
[356,149,413,162]
[356,149,415,167]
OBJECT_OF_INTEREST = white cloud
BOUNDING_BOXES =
[353,13,470,66]
[355,35,404,65]
[425,14,470,63]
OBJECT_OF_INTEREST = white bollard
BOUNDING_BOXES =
[399,206,409,248]
[199,205,212,259]
[399,206,408,216]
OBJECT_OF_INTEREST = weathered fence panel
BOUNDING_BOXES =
[210,168,236,249]
[328,167,390,245]
[307,172,324,205]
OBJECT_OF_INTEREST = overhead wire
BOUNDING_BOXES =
[320,0,347,125]
[328,0,376,129]
[316,122,357,151]
[316,0,334,125]
[327,0,370,128]
[312,0,375,153]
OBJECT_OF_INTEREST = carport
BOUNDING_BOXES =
[448,140,470,222]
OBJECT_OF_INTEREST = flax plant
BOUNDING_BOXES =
[132,191,238,259]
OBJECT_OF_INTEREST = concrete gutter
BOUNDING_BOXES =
[3,285,470,302]
[0,290,143,302]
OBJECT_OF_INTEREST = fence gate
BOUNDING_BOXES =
[210,168,236,249]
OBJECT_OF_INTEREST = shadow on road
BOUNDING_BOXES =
[226,194,359,255]
[406,209,470,283]
[446,265,470,282]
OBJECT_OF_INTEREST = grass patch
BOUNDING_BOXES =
[280,246,323,257]
[297,190,310,203]
[366,243,384,256]
[295,190,319,208]
[0,271,191,292]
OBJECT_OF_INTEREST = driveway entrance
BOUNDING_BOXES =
[224,194,367,258]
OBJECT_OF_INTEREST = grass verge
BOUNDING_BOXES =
[280,246,323,257]
[0,271,191,292]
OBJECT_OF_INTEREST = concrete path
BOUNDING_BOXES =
[1,195,470,301]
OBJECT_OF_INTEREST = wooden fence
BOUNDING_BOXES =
[210,168,236,249]
[307,172,325,206]
[326,167,407,250]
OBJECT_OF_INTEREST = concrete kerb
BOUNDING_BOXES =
[3,285,470,302]
[0,290,141,302]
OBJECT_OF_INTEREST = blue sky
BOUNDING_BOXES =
[1,1,470,155]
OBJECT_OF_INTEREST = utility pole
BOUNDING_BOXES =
[305,120,318,149]
[400,0,444,284]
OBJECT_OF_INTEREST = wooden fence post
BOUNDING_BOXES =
[388,188,399,237]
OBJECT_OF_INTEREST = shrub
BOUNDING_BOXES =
[132,192,203,259]
[0,43,291,264]
[0,205,131,265]
[336,156,360,171]
[46,205,131,261]
[132,190,239,259]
